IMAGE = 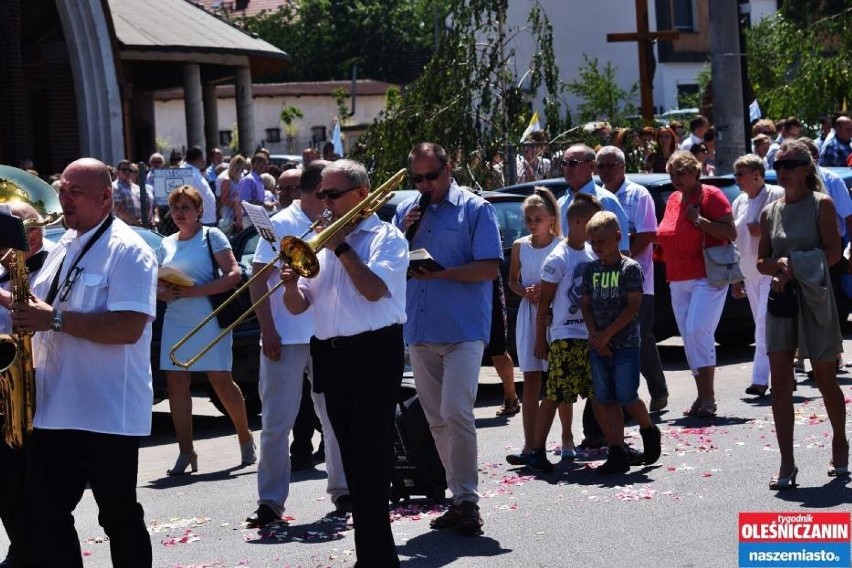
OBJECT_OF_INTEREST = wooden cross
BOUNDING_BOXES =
[607,0,680,124]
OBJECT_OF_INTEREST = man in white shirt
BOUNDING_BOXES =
[595,146,669,412]
[183,146,218,227]
[9,158,157,567]
[282,159,408,568]
[679,115,710,151]
[245,161,349,528]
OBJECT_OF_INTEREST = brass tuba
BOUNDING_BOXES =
[169,168,407,369]
[0,166,63,447]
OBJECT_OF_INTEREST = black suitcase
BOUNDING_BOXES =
[390,394,447,504]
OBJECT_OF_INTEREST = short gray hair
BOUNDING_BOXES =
[596,146,625,164]
[321,159,371,190]
[733,154,765,176]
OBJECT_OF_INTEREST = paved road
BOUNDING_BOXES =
[6,337,851,567]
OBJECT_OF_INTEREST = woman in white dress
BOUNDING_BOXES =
[157,185,255,475]
[216,155,247,235]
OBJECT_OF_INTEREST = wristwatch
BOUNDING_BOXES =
[50,308,64,333]
[334,242,352,257]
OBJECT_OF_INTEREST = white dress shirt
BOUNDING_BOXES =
[30,217,158,436]
[253,202,315,344]
[299,214,407,339]
[732,184,784,281]
[0,240,57,334]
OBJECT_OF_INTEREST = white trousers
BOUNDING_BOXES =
[257,344,348,515]
[409,341,484,504]
[669,279,727,374]
[744,276,771,386]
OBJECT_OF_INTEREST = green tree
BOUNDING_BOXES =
[235,0,440,84]
[746,9,851,123]
[351,0,570,183]
[565,55,638,126]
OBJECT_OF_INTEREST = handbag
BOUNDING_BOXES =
[699,189,744,288]
[767,281,798,318]
[205,228,253,329]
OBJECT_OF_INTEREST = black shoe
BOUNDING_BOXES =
[245,504,280,528]
[578,437,606,450]
[596,445,630,475]
[290,454,315,471]
[745,384,768,397]
[526,449,554,473]
[455,501,484,536]
[625,445,645,466]
[312,448,325,464]
[640,424,662,465]
[430,503,462,530]
[332,494,352,516]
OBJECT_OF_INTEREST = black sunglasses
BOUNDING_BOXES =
[118,168,134,173]
[560,158,591,168]
[316,186,361,200]
[774,159,810,170]
[410,167,443,184]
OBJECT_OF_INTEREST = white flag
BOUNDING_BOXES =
[519,111,542,143]
[749,99,762,122]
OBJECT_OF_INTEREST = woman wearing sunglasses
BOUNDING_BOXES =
[756,140,848,490]
[157,185,256,475]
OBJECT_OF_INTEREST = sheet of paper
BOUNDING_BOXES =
[241,201,281,248]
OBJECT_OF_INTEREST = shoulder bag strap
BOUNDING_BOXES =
[204,227,219,280]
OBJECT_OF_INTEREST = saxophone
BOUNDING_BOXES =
[0,243,38,448]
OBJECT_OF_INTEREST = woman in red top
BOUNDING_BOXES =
[657,151,736,417]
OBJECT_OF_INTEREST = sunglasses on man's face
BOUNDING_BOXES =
[118,168,133,173]
[410,167,443,184]
[560,158,591,168]
[316,186,361,200]
[774,159,810,170]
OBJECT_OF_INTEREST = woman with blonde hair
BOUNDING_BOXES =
[756,140,847,489]
[216,154,247,234]
[656,151,736,417]
[157,185,256,475]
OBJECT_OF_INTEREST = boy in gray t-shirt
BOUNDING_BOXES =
[578,211,662,475]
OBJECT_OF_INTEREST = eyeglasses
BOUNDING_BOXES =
[316,186,361,200]
[59,267,83,303]
[118,168,133,173]
[560,158,591,168]
[595,162,623,170]
[774,159,810,170]
[410,167,443,184]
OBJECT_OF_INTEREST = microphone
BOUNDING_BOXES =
[405,192,431,241]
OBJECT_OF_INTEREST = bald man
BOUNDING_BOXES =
[276,167,302,210]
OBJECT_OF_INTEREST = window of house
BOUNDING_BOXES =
[672,0,695,32]
[219,130,233,146]
[265,128,281,143]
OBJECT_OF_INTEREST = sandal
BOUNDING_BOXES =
[683,398,701,417]
[828,438,849,477]
[496,398,520,416]
[769,466,798,490]
[696,401,717,418]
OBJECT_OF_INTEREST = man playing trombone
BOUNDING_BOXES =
[280,159,408,567]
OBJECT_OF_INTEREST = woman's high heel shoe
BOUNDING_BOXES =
[240,440,257,466]
[828,438,849,477]
[769,466,798,490]
[167,451,198,476]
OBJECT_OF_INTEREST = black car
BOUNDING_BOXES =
[495,174,757,346]
[44,226,263,416]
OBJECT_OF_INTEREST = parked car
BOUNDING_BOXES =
[495,173,757,346]
[268,154,303,169]
[44,225,263,416]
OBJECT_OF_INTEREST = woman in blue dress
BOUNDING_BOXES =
[157,185,255,475]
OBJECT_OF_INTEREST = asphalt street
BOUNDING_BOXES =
[6,335,851,568]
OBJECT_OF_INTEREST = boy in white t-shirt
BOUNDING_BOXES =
[527,194,602,472]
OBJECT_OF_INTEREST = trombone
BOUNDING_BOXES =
[169,168,407,369]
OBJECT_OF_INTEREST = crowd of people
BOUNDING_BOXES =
[0,109,849,566]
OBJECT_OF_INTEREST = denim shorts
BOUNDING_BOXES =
[590,347,641,405]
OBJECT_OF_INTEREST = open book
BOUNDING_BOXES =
[158,265,194,287]
[409,248,444,273]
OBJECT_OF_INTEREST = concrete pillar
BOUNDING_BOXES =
[235,66,255,157]
[709,0,746,174]
[203,82,219,155]
[183,63,204,151]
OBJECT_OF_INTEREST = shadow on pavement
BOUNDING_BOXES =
[143,464,255,490]
[664,415,754,428]
[399,532,510,567]
[772,477,852,508]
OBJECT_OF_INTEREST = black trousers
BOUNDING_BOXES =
[311,325,403,568]
[0,442,26,564]
[291,372,322,458]
[22,429,151,568]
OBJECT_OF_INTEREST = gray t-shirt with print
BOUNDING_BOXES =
[578,257,644,349]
